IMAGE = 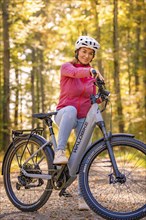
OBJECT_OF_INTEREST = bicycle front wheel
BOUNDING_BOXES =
[79,137,146,220]
[3,135,53,212]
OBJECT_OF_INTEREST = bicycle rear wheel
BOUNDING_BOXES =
[79,137,146,220]
[3,135,53,212]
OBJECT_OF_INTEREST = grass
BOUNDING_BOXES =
[0,151,5,174]
[0,151,4,162]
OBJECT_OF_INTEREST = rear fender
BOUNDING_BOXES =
[2,134,54,175]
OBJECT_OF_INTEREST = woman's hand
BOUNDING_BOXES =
[90,68,104,81]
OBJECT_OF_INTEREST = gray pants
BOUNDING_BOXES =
[54,106,85,151]
[54,105,91,196]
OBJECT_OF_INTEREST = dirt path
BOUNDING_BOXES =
[0,174,104,220]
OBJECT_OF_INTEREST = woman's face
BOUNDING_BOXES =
[77,47,94,65]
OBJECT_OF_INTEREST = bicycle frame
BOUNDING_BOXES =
[68,102,102,176]
[19,99,122,182]
[68,101,122,178]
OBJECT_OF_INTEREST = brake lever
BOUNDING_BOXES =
[94,79,105,87]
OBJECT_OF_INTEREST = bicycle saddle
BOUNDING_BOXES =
[32,112,57,119]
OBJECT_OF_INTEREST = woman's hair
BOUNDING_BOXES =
[70,57,78,65]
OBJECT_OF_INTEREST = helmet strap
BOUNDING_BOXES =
[75,50,78,60]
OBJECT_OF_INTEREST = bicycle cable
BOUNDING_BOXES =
[108,100,113,134]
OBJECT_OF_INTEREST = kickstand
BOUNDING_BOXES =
[59,188,72,197]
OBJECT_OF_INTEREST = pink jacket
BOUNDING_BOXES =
[57,62,97,118]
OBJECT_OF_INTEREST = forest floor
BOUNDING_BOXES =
[0,169,104,220]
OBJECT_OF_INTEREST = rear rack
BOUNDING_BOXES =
[12,128,44,138]
[11,128,45,169]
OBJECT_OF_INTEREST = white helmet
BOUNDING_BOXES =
[75,36,100,53]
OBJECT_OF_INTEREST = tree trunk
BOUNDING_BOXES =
[39,49,47,138]
[0,42,2,148]
[133,0,141,91]
[90,0,103,74]
[31,48,36,129]
[2,0,10,150]
[14,69,19,127]
[142,0,146,142]
[36,50,40,128]
[20,73,23,129]
[113,0,124,132]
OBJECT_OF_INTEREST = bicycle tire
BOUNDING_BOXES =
[79,137,146,220]
[3,135,54,212]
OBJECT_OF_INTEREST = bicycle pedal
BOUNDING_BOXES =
[59,189,72,197]
[62,191,72,197]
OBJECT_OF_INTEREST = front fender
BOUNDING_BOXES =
[87,133,135,152]
[2,134,54,175]
[78,133,135,174]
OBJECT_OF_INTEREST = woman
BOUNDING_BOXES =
[54,36,104,210]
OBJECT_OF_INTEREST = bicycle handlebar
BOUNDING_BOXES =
[90,69,110,99]
[94,78,110,100]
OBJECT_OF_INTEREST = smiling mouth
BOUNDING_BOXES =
[82,59,89,62]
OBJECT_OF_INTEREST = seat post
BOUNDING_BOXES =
[45,118,54,135]
[45,117,57,151]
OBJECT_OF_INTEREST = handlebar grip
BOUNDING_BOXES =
[91,69,97,77]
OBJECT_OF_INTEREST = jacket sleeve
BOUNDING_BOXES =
[61,62,91,78]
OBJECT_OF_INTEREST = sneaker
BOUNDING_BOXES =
[53,150,68,164]
[78,197,90,211]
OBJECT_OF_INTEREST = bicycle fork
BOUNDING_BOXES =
[97,121,126,183]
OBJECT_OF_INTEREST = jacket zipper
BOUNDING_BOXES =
[77,79,86,116]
